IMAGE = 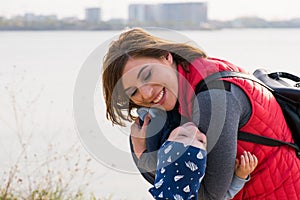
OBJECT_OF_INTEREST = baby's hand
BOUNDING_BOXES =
[234,151,258,179]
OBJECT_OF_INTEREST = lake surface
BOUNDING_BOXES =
[0,28,300,199]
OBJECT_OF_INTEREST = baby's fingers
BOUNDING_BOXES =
[240,154,246,168]
[241,151,252,168]
[243,151,250,165]
[246,152,258,172]
[251,154,258,168]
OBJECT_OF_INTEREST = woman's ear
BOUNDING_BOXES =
[165,52,173,65]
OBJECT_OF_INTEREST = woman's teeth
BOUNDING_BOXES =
[153,89,164,103]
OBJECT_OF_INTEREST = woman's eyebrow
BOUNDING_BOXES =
[137,65,149,79]
[124,65,149,94]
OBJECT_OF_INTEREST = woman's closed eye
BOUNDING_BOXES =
[127,69,152,97]
[125,87,137,97]
[131,88,137,97]
[143,69,152,81]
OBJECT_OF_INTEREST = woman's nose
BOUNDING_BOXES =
[139,84,154,100]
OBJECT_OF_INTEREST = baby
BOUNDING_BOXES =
[148,122,206,199]
[130,108,258,199]
[147,122,258,200]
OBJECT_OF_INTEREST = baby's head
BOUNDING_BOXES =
[149,122,207,199]
[167,122,207,150]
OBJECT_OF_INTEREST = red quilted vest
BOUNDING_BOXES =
[178,57,300,199]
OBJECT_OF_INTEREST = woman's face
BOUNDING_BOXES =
[122,54,178,111]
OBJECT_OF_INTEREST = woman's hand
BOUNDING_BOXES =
[130,115,151,159]
[167,122,207,150]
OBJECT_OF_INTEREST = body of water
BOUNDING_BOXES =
[0,28,300,199]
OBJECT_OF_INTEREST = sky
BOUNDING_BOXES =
[0,0,300,21]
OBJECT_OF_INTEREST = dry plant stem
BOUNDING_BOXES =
[2,87,31,199]
[1,67,102,199]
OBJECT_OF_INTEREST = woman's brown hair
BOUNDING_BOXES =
[102,28,207,126]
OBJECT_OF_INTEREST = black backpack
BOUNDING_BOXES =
[196,69,300,159]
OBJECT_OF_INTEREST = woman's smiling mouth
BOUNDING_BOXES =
[153,88,165,104]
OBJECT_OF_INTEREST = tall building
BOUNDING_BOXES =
[160,2,207,28]
[85,7,101,23]
[129,4,159,24]
[128,2,208,29]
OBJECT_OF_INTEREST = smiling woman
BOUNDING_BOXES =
[122,57,178,110]
[102,28,207,126]
[101,27,300,200]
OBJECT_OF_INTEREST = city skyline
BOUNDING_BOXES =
[1,0,300,21]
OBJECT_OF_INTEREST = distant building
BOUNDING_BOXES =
[24,13,36,21]
[61,17,80,23]
[128,2,207,29]
[23,13,58,22]
[129,4,159,24]
[85,7,101,23]
[160,2,207,28]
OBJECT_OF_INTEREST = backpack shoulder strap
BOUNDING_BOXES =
[239,131,300,152]
[196,71,274,93]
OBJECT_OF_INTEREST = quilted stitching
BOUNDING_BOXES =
[228,77,300,200]
[188,58,300,199]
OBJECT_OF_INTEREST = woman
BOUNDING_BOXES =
[102,28,300,199]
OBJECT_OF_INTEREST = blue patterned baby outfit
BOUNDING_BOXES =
[149,141,207,200]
